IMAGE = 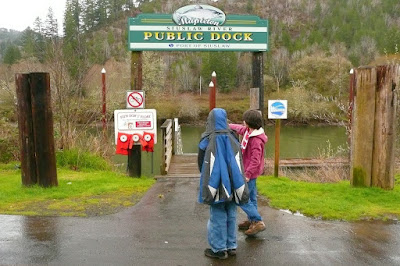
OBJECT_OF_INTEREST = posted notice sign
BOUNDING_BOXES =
[126,91,145,109]
[114,109,157,144]
[268,100,288,119]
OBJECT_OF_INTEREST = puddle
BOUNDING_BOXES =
[280,209,305,217]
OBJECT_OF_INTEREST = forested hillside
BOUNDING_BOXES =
[0,0,400,163]
[1,0,400,123]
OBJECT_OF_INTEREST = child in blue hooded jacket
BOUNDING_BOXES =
[198,108,249,260]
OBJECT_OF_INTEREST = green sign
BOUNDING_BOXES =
[128,5,268,52]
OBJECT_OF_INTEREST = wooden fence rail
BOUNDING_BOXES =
[160,119,173,175]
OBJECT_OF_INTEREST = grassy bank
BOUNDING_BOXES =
[258,175,400,221]
[0,165,155,217]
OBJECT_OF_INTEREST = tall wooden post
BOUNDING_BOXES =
[128,51,143,177]
[348,69,355,127]
[250,88,260,110]
[351,67,376,187]
[350,65,399,189]
[252,52,264,114]
[209,71,216,111]
[274,119,281,177]
[347,68,356,149]
[371,65,398,189]
[101,68,107,141]
[209,81,215,111]
[16,72,58,187]
[16,74,37,186]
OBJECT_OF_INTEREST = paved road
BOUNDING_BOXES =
[1,178,400,265]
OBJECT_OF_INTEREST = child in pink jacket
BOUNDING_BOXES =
[229,109,268,236]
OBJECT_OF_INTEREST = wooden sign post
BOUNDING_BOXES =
[128,51,143,177]
[268,100,288,177]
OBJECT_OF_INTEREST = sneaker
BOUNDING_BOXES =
[204,248,228,259]
[245,221,266,236]
[227,249,237,256]
[238,220,251,230]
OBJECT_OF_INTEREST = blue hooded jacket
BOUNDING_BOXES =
[198,108,249,205]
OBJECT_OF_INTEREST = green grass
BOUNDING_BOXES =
[0,167,155,217]
[257,175,400,221]
[56,149,112,171]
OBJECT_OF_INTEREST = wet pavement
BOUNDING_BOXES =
[1,177,400,265]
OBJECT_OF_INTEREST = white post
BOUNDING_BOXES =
[200,76,202,96]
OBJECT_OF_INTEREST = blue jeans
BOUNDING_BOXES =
[240,178,262,222]
[208,201,237,253]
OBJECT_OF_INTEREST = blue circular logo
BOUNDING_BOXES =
[271,102,285,116]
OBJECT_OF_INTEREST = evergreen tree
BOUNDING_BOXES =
[44,7,59,39]
[95,0,109,27]
[3,44,21,65]
[33,17,43,35]
[20,27,36,58]
[108,0,125,20]
[201,52,238,93]
[82,0,97,31]
[64,0,82,38]
[124,0,133,10]
[63,0,88,96]
[33,17,46,62]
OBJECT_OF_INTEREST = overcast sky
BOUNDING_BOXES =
[0,0,65,33]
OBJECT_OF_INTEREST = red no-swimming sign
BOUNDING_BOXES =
[126,91,145,109]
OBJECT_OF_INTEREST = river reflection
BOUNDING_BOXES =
[112,125,348,176]
[179,125,348,157]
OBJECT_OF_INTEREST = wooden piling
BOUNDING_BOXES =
[350,65,399,189]
[15,74,37,186]
[350,67,376,187]
[15,73,57,187]
[101,68,107,141]
[30,73,58,187]
[209,72,216,111]
[209,81,216,111]
[371,65,398,189]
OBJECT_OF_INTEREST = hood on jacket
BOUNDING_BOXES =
[249,127,268,144]
[201,108,229,139]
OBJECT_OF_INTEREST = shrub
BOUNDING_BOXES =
[268,87,344,124]
[0,139,14,163]
[289,53,352,98]
[178,95,200,122]
[0,120,19,163]
[56,149,111,171]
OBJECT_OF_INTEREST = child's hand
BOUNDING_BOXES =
[245,177,250,182]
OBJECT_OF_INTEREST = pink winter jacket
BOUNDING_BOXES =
[229,124,268,180]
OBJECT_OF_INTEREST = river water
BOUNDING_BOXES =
[112,125,348,176]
